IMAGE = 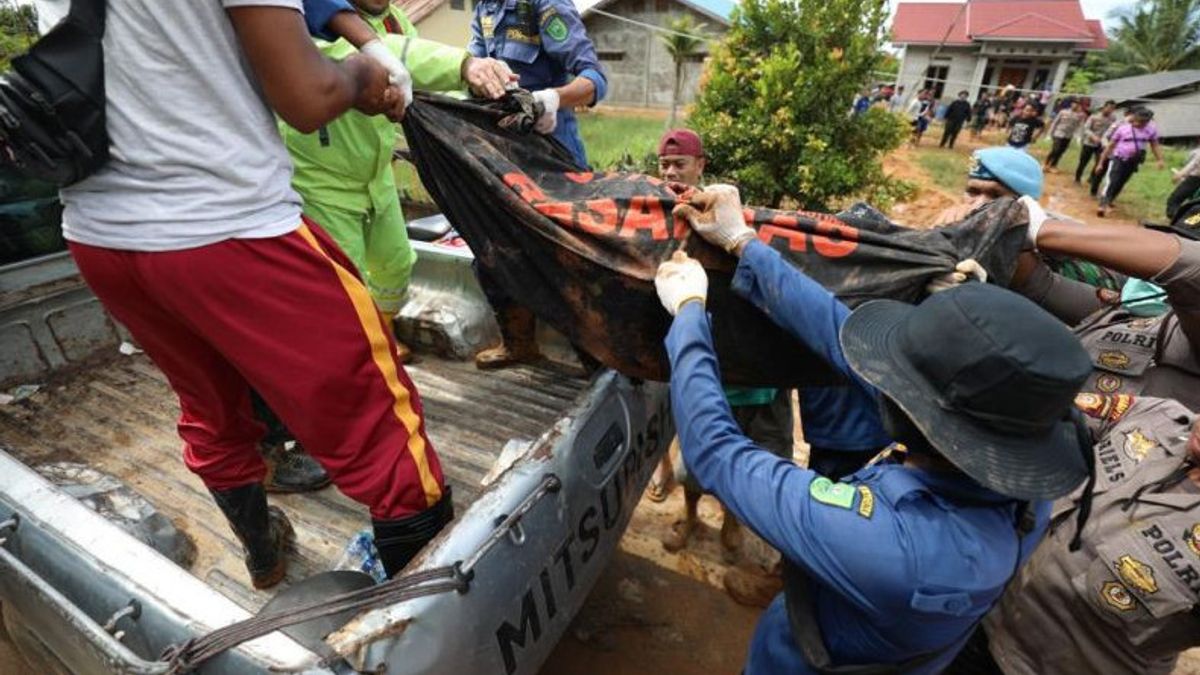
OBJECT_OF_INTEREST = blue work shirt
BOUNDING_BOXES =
[731,241,891,452]
[302,0,353,40]
[665,241,1049,673]
[468,0,606,167]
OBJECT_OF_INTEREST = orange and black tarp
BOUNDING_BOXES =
[401,92,1030,386]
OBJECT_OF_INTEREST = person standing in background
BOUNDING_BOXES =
[1043,98,1085,171]
[1076,100,1116,184]
[939,90,972,149]
[1167,145,1200,220]
[1096,108,1165,218]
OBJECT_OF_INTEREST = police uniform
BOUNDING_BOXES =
[468,0,606,167]
[1015,238,1200,411]
[666,240,1044,674]
[282,5,470,313]
[983,394,1200,675]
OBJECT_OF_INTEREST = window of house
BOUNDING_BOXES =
[981,66,995,88]
[924,65,949,99]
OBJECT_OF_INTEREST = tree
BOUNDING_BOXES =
[1102,0,1200,76]
[660,15,708,128]
[688,0,908,209]
[0,3,37,71]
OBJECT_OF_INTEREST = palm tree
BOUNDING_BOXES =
[660,15,709,127]
[1104,0,1200,76]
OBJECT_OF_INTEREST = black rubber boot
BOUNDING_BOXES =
[209,483,295,589]
[262,443,332,493]
[372,487,454,578]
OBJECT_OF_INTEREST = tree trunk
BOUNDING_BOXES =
[669,58,683,127]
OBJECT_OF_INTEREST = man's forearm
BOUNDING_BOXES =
[555,76,596,108]
[1035,221,1181,279]
[228,6,366,133]
[326,10,377,47]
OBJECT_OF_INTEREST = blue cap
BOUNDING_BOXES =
[969,147,1044,199]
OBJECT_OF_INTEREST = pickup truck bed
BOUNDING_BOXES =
[0,352,588,613]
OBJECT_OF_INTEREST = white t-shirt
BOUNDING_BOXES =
[37,0,306,251]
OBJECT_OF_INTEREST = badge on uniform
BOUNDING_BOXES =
[544,12,569,42]
[1074,392,1134,422]
[1114,554,1158,595]
[809,477,855,509]
[1099,581,1137,612]
[1122,429,1156,462]
[856,486,875,518]
[1095,373,1123,393]
[1098,350,1132,370]
[481,15,495,38]
[1186,523,1200,557]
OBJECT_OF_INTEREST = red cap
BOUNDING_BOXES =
[657,129,704,158]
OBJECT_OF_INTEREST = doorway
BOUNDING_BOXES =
[998,67,1026,89]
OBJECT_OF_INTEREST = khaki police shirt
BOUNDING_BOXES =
[1016,239,1200,411]
[984,394,1200,675]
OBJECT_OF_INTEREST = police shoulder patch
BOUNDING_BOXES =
[1075,392,1135,422]
[809,477,856,510]
[545,14,568,41]
[1100,581,1136,612]
[1186,523,1200,557]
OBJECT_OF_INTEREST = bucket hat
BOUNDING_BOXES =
[840,283,1091,500]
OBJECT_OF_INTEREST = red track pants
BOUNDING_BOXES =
[68,219,444,519]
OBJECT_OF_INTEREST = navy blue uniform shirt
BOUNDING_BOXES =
[468,0,606,167]
[665,240,1049,673]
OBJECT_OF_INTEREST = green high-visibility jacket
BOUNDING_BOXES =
[281,6,469,214]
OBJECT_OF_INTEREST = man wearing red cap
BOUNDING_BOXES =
[651,129,797,607]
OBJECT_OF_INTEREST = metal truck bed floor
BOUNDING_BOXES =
[0,353,587,612]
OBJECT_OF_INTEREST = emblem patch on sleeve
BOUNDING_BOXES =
[1075,393,1135,422]
[809,477,856,509]
[544,14,569,41]
[856,486,875,518]
[1115,555,1158,595]
[1100,581,1136,612]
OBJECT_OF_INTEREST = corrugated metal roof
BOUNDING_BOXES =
[1091,70,1200,102]
[891,0,1102,46]
[1140,90,1200,139]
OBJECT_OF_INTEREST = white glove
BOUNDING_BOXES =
[655,251,708,315]
[532,89,560,135]
[360,39,412,110]
[926,259,988,294]
[1017,195,1047,251]
[672,184,757,254]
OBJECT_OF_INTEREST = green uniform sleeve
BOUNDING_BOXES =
[380,33,467,93]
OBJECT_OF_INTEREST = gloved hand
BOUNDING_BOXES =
[1018,195,1047,251]
[672,184,756,254]
[655,251,708,315]
[925,259,988,294]
[360,39,412,111]
[532,89,559,134]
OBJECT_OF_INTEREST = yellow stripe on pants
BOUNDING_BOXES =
[297,224,442,507]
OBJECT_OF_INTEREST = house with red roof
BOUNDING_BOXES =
[890,0,1107,105]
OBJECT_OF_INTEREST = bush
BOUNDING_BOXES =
[689,0,908,209]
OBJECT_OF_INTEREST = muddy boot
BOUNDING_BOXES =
[475,306,541,370]
[263,443,331,493]
[209,483,295,590]
[723,562,784,608]
[372,487,455,578]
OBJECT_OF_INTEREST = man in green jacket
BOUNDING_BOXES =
[281,0,512,359]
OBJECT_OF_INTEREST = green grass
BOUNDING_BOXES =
[913,150,971,194]
[1038,141,1192,223]
[578,112,672,171]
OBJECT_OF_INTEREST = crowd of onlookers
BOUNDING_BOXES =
[852,83,1200,223]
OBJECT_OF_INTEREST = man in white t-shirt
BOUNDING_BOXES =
[38,0,451,588]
